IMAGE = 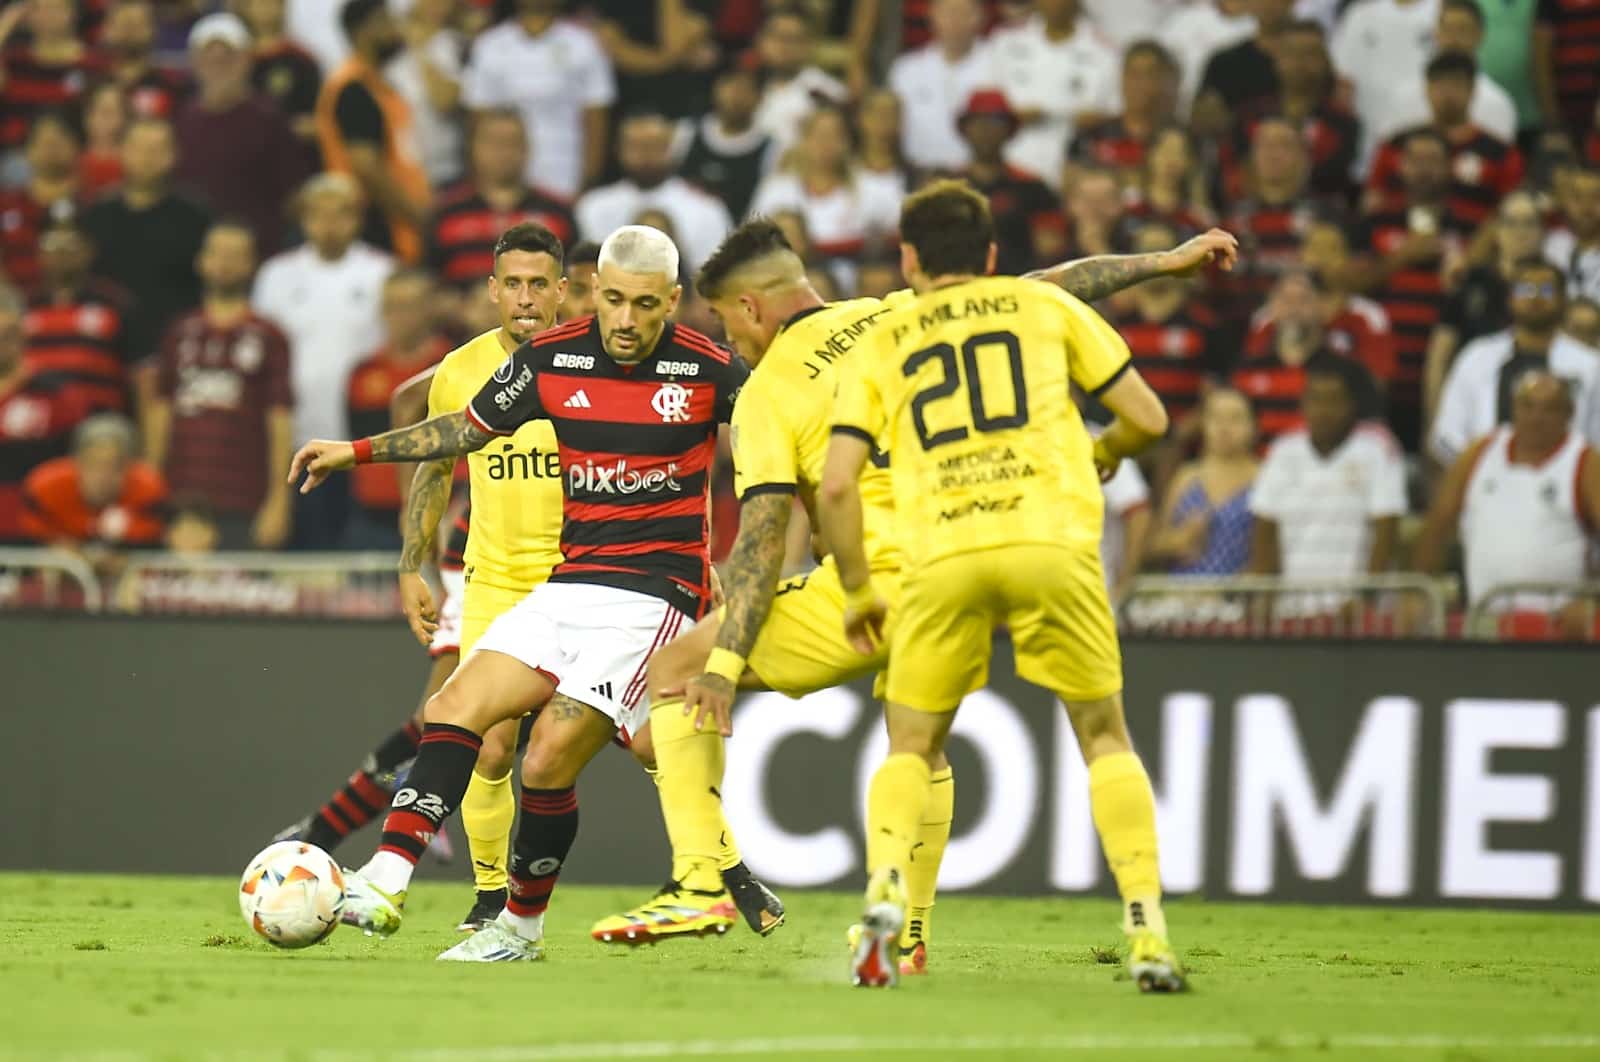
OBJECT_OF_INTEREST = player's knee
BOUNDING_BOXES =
[422,685,470,728]
[627,724,656,769]
[520,741,579,789]
[1067,696,1132,762]
[476,729,516,777]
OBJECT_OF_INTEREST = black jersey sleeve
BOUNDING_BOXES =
[714,352,751,424]
[466,344,545,435]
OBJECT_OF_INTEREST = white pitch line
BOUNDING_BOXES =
[13,1033,1600,1061]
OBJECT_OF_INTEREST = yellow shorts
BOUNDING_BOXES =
[460,573,537,656]
[744,556,902,698]
[886,543,1122,712]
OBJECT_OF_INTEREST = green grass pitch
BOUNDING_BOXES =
[2,874,1598,1062]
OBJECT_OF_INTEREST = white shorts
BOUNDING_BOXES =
[429,567,466,657]
[472,580,690,742]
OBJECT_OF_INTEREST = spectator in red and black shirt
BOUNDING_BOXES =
[0,0,107,154]
[427,109,576,290]
[1222,117,1325,324]
[101,0,187,119]
[345,269,451,546]
[1068,41,1180,188]
[144,220,294,551]
[1225,20,1360,207]
[1232,268,1331,446]
[1125,125,1213,236]
[1353,128,1474,449]
[22,413,167,573]
[238,0,321,148]
[1110,220,1224,426]
[951,89,1067,274]
[81,116,210,370]
[0,109,81,293]
[1269,217,1399,386]
[1062,164,1133,262]
[1366,52,1524,229]
[24,220,129,416]
[1536,0,1600,144]
[0,285,87,543]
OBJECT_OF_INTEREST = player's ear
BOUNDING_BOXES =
[986,242,997,276]
[899,242,918,286]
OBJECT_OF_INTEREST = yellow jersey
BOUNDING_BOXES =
[428,329,564,589]
[731,297,903,573]
[833,275,1131,567]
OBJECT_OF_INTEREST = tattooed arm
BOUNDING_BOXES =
[1027,228,1239,302]
[678,490,793,736]
[395,458,454,645]
[288,410,492,494]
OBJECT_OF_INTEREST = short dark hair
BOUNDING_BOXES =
[1425,50,1477,82]
[1282,17,1327,37]
[695,217,795,299]
[899,179,994,278]
[492,222,564,270]
[1401,126,1451,155]
[205,216,257,246]
[1441,0,1485,26]
[1304,353,1381,419]
[340,0,385,41]
[1124,39,1177,74]
[567,240,601,268]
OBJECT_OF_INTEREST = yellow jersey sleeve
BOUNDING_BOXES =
[730,379,799,500]
[1048,285,1133,396]
[830,337,888,443]
[427,356,461,418]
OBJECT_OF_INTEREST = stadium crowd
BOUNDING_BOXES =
[0,0,1597,622]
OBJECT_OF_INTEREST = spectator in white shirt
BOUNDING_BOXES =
[1415,372,1600,628]
[749,106,904,287]
[1569,298,1600,349]
[576,112,733,278]
[1374,0,1517,148]
[461,0,616,200]
[1430,258,1600,466]
[387,0,465,189]
[1545,164,1600,304]
[1331,0,1442,169]
[887,0,996,174]
[252,172,393,547]
[990,0,1121,188]
[751,6,848,156]
[1249,355,1406,586]
[1159,0,1255,117]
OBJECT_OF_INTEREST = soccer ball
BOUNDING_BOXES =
[238,841,345,949]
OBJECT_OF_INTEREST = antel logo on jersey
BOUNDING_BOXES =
[655,360,700,376]
[652,383,693,423]
[569,458,683,495]
[553,353,595,369]
[493,365,535,411]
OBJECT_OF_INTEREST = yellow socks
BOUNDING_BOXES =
[866,753,933,877]
[651,697,728,894]
[645,761,743,873]
[461,769,515,892]
[902,765,952,946]
[1087,750,1167,937]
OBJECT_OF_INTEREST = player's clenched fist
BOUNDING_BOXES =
[398,571,439,647]
[287,439,357,493]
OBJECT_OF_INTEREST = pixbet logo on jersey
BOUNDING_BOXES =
[568,458,683,495]
[651,383,693,423]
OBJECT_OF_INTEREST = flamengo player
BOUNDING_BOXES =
[819,181,1182,990]
[288,227,752,962]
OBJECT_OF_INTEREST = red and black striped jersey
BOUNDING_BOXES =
[1366,125,1524,228]
[347,339,453,513]
[1231,349,1310,447]
[466,315,749,614]
[426,181,577,288]
[1537,0,1600,138]
[1245,296,1398,383]
[441,505,469,572]
[23,284,130,415]
[0,48,108,149]
[1068,117,1150,177]
[0,187,78,293]
[1110,301,1221,421]
[1355,207,1474,406]
[1123,197,1211,239]
[0,368,88,543]
[1224,99,1360,205]
[1220,198,1324,320]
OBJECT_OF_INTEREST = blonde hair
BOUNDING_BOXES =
[598,225,680,280]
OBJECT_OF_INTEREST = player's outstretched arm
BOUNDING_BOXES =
[288,410,491,494]
[1028,228,1239,302]
[396,459,453,646]
[818,430,885,654]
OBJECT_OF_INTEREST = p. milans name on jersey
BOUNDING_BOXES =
[891,293,1020,344]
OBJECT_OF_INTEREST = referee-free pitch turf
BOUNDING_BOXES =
[2,874,1597,1062]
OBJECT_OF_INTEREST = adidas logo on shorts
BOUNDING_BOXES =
[564,390,593,409]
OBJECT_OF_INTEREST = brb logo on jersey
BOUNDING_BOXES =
[569,458,683,496]
[652,383,693,423]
